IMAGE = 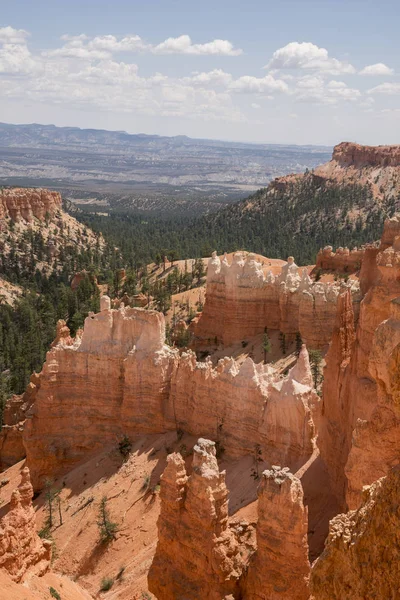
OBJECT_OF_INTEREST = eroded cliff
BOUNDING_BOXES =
[193,251,361,349]
[22,295,319,488]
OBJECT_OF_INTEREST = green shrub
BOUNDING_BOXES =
[100,577,114,592]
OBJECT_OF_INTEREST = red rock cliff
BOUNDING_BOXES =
[319,215,400,509]
[22,300,319,488]
[245,466,310,600]
[149,439,253,599]
[0,467,51,581]
[311,466,400,600]
[193,251,361,349]
[332,141,400,168]
[0,188,62,222]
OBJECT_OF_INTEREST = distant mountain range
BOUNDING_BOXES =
[0,122,331,214]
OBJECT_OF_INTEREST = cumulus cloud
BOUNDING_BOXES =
[49,32,242,59]
[359,62,394,76]
[368,82,400,95]
[294,75,360,104]
[229,74,288,93]
[0,26,29,45]
[153,34,242,56]
[267,41,355,75]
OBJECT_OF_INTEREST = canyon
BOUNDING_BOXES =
[1,143,400,599]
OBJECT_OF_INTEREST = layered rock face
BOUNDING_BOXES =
[0,372,41,470]
[149,439,253,599]
[193,251,360,349]
[315,245,364,274]
[332,141,400,168]
[21,300,318,488]
[245,466,309,600]
[0,188,62,222]
[311,466,400,600]
[314,142,400,200]
[319,216,400,508]
[149,443,310,600]
[0,467,51,581]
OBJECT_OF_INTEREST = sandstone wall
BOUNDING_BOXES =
[314,245,364,273]
[21,303,319,489]
[245,466,310,600]
[311,467,400,600]
[319,216,400,509]
[149,439,252,600]
[149,442,310,600]
[0,188,62,222]
[193,252,361,349]
[332,141,400,168]
[0,467,51,582]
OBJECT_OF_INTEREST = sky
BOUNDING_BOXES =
[1,0,400,145]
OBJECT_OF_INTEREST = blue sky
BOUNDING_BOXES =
[1,0,400,144]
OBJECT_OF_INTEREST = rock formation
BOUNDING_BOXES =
[0,188,62,222]
[149,445,310,600]
[193,251,361,348]
[270,142,400,201]
[332,141,400,168]
[149,439,253,599]
[319,215,400,509]
[245,466,310,600]
[314,245,364,274]
[0,467,51,581]
[311,466,400,600]
[0,373,41,470]
[21,302,318,488]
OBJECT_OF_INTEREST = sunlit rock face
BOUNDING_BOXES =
[319,217,400,510]
[311,467,400,600]
[0,467,51,582]
[21,298,318,489]
[149,439,251,600]
[0,188,62,222]
[194,251,361,349]
[245,466,310,600]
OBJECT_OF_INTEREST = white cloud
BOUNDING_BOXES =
[359,62,394,76]
[294,75,360,104]
[267,41,355,75]
[368,82,400,95]
[327,80,347,89]
[152,34,242,56]
[185,69,233,87]
[46,32,242,59]
[0,26,29,45]
[229,74,288,93]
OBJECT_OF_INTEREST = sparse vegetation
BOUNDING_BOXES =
[97,496,118,543]
[309,349,323,388]
[118,435,132,459]
[141,474,151,492]
[49,587,61,600]
[262,328,271,364]
[100,577,114,592]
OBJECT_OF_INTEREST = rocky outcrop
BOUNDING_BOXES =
[0,467,51,581]
[149,445,310,600]
[149,439,253,599]
[314,142,400,200]
[193,251,361,349]
[319,216,400,509]
[245,466,310,600]
[0,188,62,222]
[314,245,364,274]
[22,303,319,488]
[0,373,41,470]
[332,141,400,168]
[311,466,400,600]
